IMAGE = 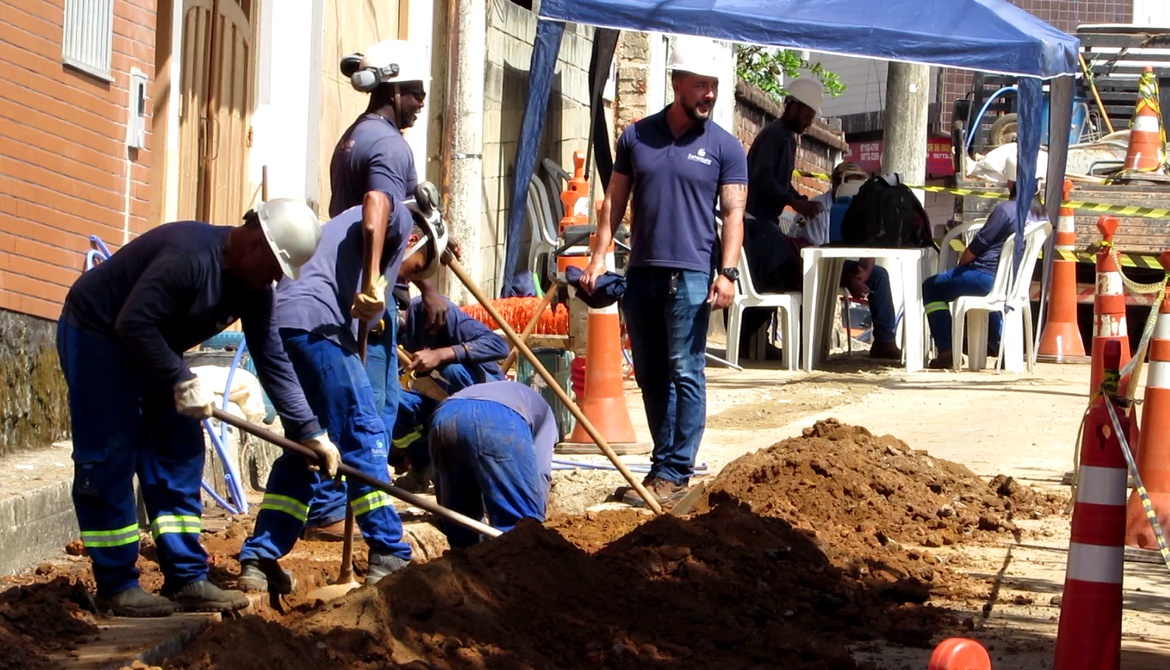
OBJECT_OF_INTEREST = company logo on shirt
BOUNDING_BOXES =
[687,147,713,166]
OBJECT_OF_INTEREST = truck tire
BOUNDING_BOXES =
[989,113,1019,147]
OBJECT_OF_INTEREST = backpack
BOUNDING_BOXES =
[839,176,935,249]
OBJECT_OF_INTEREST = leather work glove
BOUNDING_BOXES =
[351,282,386,322]
[173,377,215,419]
[302,434,341,478]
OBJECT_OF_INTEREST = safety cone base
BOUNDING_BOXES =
[556,440,650,455]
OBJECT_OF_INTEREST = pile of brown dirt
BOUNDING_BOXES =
[168,505,951,670]
[702,419,1065,555]
[0,576,100,670]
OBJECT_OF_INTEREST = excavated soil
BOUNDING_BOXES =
[0,420,1066,670]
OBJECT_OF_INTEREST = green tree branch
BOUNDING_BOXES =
[736,45,846,103]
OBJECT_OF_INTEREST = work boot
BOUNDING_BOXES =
[237,558,295,595]
[622,477,688,508]
[927,350,954,369]
[167,579,250,613]
[365,552,409,587]
[394,466,434,494]
[868,341,902,360]
[303,519,360,542]
[97,586,176,618]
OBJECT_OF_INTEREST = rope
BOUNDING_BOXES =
[1104,398,1170,572]
[1106,243,1167,295]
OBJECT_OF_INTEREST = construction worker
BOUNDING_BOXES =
[580,36,748,506]
[923,162,1046,368]
[237,192,448,593]
[805,162,902,360]
[57,200,329,617]
[301,40,446,541]
[740,78,826,358]
[428,381,557,548]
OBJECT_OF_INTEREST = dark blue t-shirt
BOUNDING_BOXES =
[62,221,322,440]
[745,118,808,221]
[966,199,1041,275]
[273,204,411,354]
[614,108,748,273]
[329,113,418,217]
[400,296,508,382]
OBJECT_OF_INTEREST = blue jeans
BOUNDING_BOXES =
[922,266,1000,352]
[305,316,400,528]
[850,262,897,344]
[240,331,410,562]
[429,399,550,548]
[57,318,208,597]
[622,267,711,485]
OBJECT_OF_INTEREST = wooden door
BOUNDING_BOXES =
[178,0,255,223]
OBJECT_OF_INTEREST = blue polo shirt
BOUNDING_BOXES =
[614,108,748,273]
[966,199,1043,276]
[273,204,411,354]
[329,113,418,217]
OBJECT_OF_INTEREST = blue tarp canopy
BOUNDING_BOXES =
[504,0,1082,339]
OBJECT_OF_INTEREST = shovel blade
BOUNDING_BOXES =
[307,580,361,605]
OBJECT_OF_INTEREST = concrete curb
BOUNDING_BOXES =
[0,443,79,576]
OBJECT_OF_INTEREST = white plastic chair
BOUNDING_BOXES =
[951,220,1052,373]
[525,175,559,279]
[726,243,802,370]
[937,218,986,274]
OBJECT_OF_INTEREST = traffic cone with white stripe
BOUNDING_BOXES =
[559,242,639,453]
[1120,66,1166,176]
[1090,216,1130,395]
[928,638,991,669]
[1124,250,1170,549]
[1039,180,1086,358]
[1053,340,1128,670]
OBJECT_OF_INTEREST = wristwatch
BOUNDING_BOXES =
[718,267,740,281]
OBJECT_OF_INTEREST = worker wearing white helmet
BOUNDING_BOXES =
[57,199,329,617]
[580,34,749,507]
[238,184,449,593]
[306,40,455,542]
[737,77,828,359]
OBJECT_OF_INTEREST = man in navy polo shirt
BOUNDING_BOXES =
[580,36,748,506]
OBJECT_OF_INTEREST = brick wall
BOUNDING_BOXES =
[941,0,1132,128]
[735,82,848,200]
[1,1,156,322]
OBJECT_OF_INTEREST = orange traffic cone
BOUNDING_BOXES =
[558,151,590,234]
[1121,66,1166,174]
[928,638,991,669]
[560,295,640,453]
[1090,216,1130,395]
[1054,341,1128,670]
[1124,250,1170,549]
[1039,179,1086,358]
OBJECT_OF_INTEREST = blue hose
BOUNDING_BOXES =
[965,86,1019,154]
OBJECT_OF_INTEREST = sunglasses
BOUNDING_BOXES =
[402,87,426,102]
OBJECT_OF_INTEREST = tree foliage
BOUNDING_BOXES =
[736,45,846,103]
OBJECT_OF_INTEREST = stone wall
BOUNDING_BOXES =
[0,310,69,457]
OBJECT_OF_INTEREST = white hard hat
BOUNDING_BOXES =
[403,182,449,281]
[667,35,723,80]
[255,199,322,280]
[348,40,430,93]
[786,78,824,115]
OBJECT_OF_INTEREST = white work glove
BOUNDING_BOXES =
[173,377,215,419]
[350,283,386,322]
[302,434,341,478]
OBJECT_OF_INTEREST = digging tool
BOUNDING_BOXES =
[501,288,559,375]
[442,255,664,515]
[396,346,451,399]
[213,408,501,538]
[1079,53,1115,135]
[667,480,707,516]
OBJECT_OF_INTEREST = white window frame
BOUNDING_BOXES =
[62,0,115,82]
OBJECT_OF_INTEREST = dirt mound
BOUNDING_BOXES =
[0,576,100,670]
[167,504,952,670]
[703,419,1064,554]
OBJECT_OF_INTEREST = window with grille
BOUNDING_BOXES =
[62,0,114,81]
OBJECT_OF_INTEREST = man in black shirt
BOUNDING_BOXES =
[57,199,336,617]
